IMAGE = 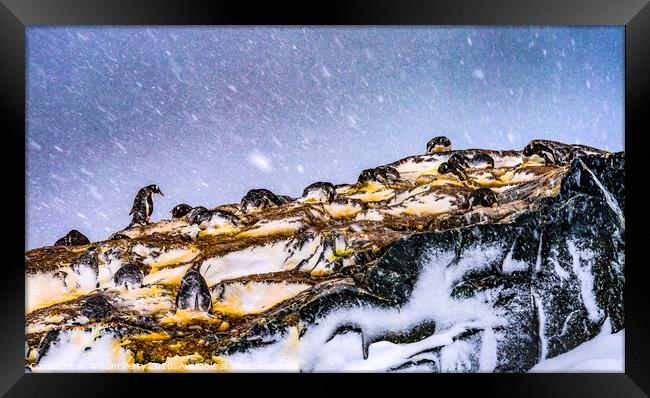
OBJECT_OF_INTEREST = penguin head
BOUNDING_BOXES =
[437,162,451,175]
[146,184,164,196]
[522,143,535,157]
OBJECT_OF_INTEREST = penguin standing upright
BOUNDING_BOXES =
[128,184,164,228]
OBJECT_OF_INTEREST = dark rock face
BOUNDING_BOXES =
[54,230,90,246]
[361,152,624,372]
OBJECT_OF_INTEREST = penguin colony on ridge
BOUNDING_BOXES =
[41,135,596,331]
[51,137,586,248]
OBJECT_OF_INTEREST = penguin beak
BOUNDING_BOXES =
[159,191,164,196]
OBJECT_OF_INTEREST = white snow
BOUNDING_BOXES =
[247,150,273,172]
[220,244,504,372]
[33,328,133,372]
[567,240,603,322]
[530,328,624,372]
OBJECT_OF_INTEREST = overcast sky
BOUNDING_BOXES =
[26,26,624,249]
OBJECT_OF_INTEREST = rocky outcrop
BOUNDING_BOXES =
[24,142,623,372]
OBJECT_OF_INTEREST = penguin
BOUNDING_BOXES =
[113,263,144,289]
[437,161,467,181]
[358,165,400,185]
[448,153,471,169]
[426,136,452,154]
[470,152,495,169]
[80,294,112,320]
[186,207,241,229]
[108,232,130,241]
[175,268,212,312]
[377,165,400,182]
[171,203,193,219]
[240,188,285,213]
[522,142,557,165]
[277,195,294,205]
[186,206,212,225]
[204,209,243,229]
[70,249,99,288]
[525,140,605,165]
[54,230,90,246]
[128,184,164,228]
[302,182,337,203]
[468,188,498,209]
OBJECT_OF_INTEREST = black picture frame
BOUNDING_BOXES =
[1,0,648,396]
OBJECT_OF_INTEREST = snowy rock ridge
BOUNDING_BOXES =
[24,141,624,372]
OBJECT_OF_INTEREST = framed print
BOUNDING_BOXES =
[1,0,648,396]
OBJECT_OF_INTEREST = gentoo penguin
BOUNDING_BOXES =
[525,139,604,165]
[470,152,495,169]
[175,268,212,312]
[302,182,337,202]
[469,188,498,209]
[171,203,193,219]
[54,230,90,246]
[128,184,164,227]
[437,161,467,181]
[80,294,112,320]
[113,263,144,289]
[186,206,212,225]
[277,195,294,205]
[522,142,557,165]
[426,136,452,154]
[108,232,130,241]
[240,188,285,213]
[358,165,400,185]
[448,153,471,169]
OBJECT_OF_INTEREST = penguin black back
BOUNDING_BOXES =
[302,182,337,202]
[54,229,90,246]
[471,152,495,168]
[113,263,144,289]
[175,268,212,312]
[469,188,498,209]
[426,136,452,154]
[186,206,212,225]
[448,153,471,169]
[437,161,466,181]
[241,188,284,212]
[358,165,400,185]
[80,294,112,320]
[171,203,193,219]
[523,142,557,165]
